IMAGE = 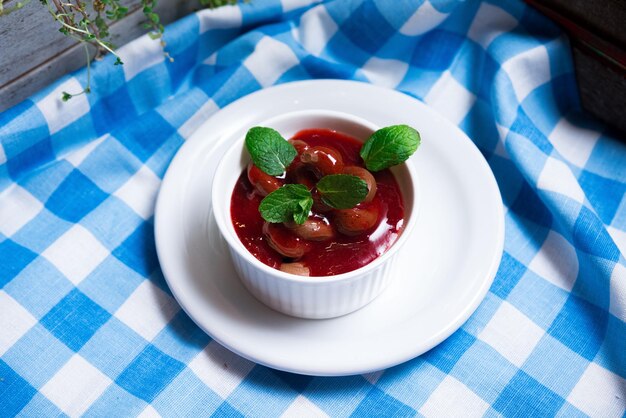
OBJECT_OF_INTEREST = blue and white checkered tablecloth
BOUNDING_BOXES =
[1,0,625,416]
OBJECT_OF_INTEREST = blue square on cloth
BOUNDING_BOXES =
[594,315,626,379]
[77,137,142,194]
[4,257,73,319]
[11,209,72,254]
[209,67,262,110]
[492,370,564,416]
[411,30,465,71]
[80,317,148,380]
[112,222,158,277]
[227,365,302,416]
[522,334,590,398]
[81,196,144,251]
[79,256,145,314]
[579,170,626,226]
[573,206,621,261]
[547,294,608,361]
[520,77,570,135]
[144,132,185,179]
[269,369,313,393]
[115,345,186,403]
[504,215,549,266]
[153,368,222,416]
[301,55,359,81]
[350,387,416,418]
[45,169,108,223]
[510,110,554,156]
[18,160,73,203]
[303,375,372,416]
[450,339,518,404]
[510,182,553,229]
[0,359,37,417]
[459,99,500,157]
[0,240,38,288]
[507,269,568,329]
[584,132,626,184]
[6,137,55,182]
[339,2,396,55]
[164,21,200,92]
[83,383,147,418]
[90,86,138,137]
[376,358,447,412]
[489,252,527,300]
[2,324,74,389]
[125,66,172,115]
[0,100,48,157]
[421,329,476,374]
[462,292,501,337]
[211,402,245,418]
[49,114,98,159]
[41,289,111,351]
[113,111,176,163]
[13,392,63,417]
[152,310,211,364]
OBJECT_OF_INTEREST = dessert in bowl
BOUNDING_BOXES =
[211,110,419,319]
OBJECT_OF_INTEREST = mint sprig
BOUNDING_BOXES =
[316,174,368,209]
[259,184,313,224]
[245,127,297,176]
[360,125,420,172]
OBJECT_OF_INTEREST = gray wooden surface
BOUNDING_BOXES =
[0,0,198,112]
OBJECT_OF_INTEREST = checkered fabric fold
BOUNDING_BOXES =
[1,0,625,416]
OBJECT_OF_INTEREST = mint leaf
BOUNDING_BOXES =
[259,184,313,224]
[360,125,420,172]
[245,127,297,176]
[316,174,368,209]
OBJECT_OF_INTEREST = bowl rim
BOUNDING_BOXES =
[211,108,420,284]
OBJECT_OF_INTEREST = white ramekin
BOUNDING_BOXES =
[211,110,419,319]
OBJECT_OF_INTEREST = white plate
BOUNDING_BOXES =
[155,80,504,376]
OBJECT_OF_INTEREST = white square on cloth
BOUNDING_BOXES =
[529,229,579,292]
[549,117,600,168]
[35,78,90,135]
[0,185,43,237]
[425,71,476,126]
[467,2,518,49]
[198,2,242,33]
[117,36,165,81]
[283,395,329,418]
[281,0,321,13]
[244,37,300,88]
[361,57,409,89]
[502,44,551,103]
[42,224,109,285]
[478,301,545,368]
[0,292,37,356]
[567,363,626,417]
[114,279,179,342]
[419,376,490,417]
[40,354,112,417]
[537,157,586,204]
[0,142,6,164]
[113,165,161,220]
[399,1,448,36]
[296,6,338,56]
[609,264,626,322]
[189,340,255,399]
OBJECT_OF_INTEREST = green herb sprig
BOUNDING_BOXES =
[0,0,239,100]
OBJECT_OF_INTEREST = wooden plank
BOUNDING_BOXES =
[0,0,199,111]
